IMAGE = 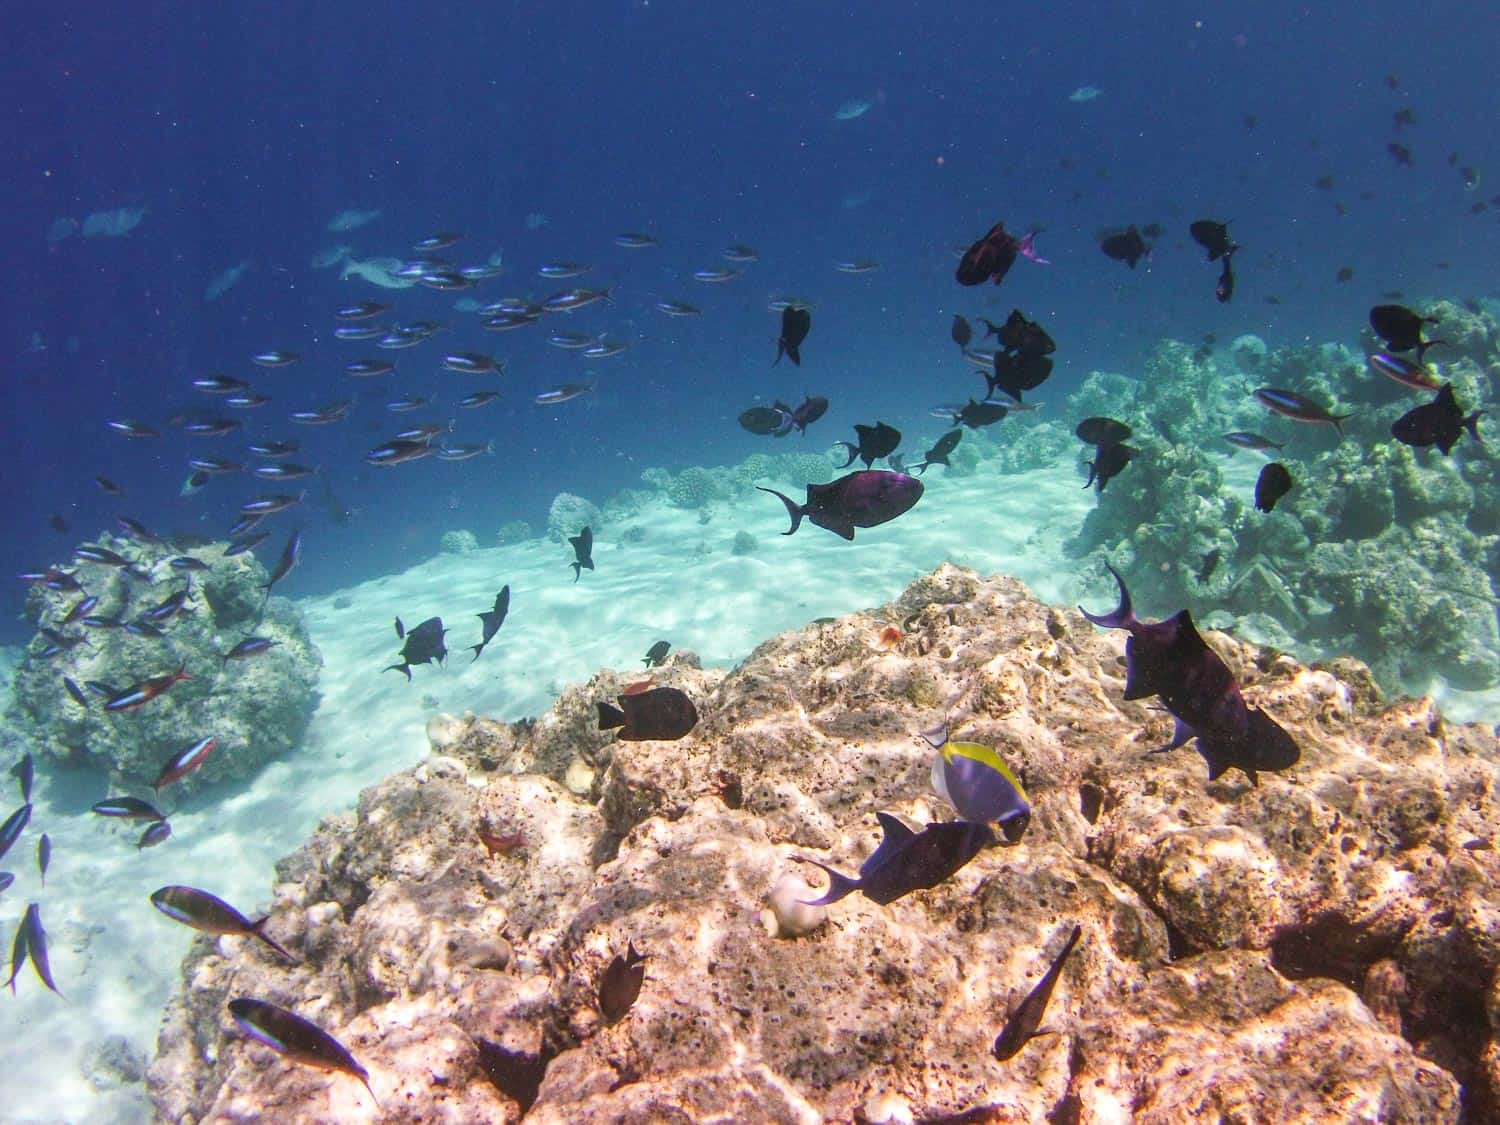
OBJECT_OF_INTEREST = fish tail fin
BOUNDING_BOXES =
[249,917,300,963]
[1080,563,1134,630]
[597,702,625,731]
[756,486,803,535]
[571,562,581,583]
[773,339,785,366]
[469,642,485,662]
[786,346,801,366]
[1467,411,1485,444]
[832,443,858,470]
[1082,460,1096,489]
[1331,411,1356,438]
[795,859,858,906]
[383,662,412,681]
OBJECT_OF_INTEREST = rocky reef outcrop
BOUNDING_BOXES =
[148,565,1496,1123]
[7,532,321,791]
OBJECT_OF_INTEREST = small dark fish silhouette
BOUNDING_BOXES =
[912,430,963,475]
[758,470,923,540]
[384,616,448,679]
[799,813,995,906]
[738,405,792,436]
[469,585,510,661]
[1083,442,1136,492]
[1335,266,1354,284]
[1254,387,1353,436]
[1391,384,1483,455]
[11,754,33,803]
[1392,107,1416,130]
[599,942,646,1024]
[151,886,298,962]
[1254,463,1294,512]
[5,912,26,993]
[1216,255,1236,304]
[1387,142,1414,167]
[1075,418,1132,446]
[1099,226,1149,268]
[992,925,1083,1061]
[642,640,671,668]
[956,222,1020,286]
[775,395,828,436]
[154,735,218,794]
[37,835,49,888]
[1370,304,1443,361]
[1080,565,1301,785]
[986,351,1054,403]
[1189,220,1237,261]
[598,686,699,741]
[951,315,972,350]
[91,796,166,821]
[774,306,812,366]
[138,821,173,849]
[948,400,1008,430]
[569,527,594,582]
[1198,549,1223,584]
[228,998,377,1103]
[994,309,1055,357]
[224,637,278,663]
[834,422,903,468]
[261,530,303,598]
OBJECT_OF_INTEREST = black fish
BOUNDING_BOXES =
[833,422,902,468]
[1083,442,1136,492]
[956,222,1019,286]
[261,531,303,599]
[951,315,972,349]
[738,405,791,436]
[599,942,646,1024]
[992,925,1083,1061]
[949,400,1008,429]
[1335,266,1354,284]
[1099,226,1149,268]
[758,470,923,540]
[994,309,1055,357]
[774,306,811,366]
[228,998,376,1102]
[1189,220,1237,261]
[775,395,828,436]
[1080,565,1301,785]
[1391,384,1483,455]
[90,796,166,821]
[37,835,49,887]
[642,640,671,668]
[569,527,594,582]
[384,616,447,680]
[1215,254,1236,304]
[474,1037,554,1115]
[1370,304,1443,361]
[1254,463,1293,512]
[1075,418,1132,446]
[799,813,995,906]
[597,687,699,741]
[5,911,25,993]
[911,430,963,475]
[1387,142,1414,166]
[394,617,404,639]
[469,585,510,661]
[12,754,34,803]
[987,351,1054,403]
[1198,549,1222,584]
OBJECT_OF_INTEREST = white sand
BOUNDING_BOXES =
[1,456,1493,1122]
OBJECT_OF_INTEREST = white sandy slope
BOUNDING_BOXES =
[0,455,1495,1123]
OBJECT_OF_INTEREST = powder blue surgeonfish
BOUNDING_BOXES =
[798,812,995,906]
[922,725,1032,843]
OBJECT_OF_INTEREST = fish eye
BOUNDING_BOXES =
[1000,812,1031,845]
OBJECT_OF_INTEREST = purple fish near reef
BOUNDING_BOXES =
[228,998,377,1103]
[598,942,646,1024]
[758,470,923,540]
[1080,565,1300,785]
[798,813,995,906]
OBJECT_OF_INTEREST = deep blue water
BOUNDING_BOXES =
[3,2,1497,643]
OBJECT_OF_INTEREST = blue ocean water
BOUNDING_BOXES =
[2,1,1497,645]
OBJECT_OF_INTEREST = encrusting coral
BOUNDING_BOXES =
[147,565,1494,1123]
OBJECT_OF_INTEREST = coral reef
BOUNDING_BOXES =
[147,566,1492,1123]
[7,534,321,790]
[495,520,532,546]
[439,529,479,555]
[545,493,602,544]
[1065,320,1500,698]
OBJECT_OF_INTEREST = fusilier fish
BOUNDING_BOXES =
[151,886,298,962]
[992,925,1083,1060]
[228,998,377,1102]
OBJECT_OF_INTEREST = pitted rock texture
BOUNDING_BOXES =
[148,565,1490,1123]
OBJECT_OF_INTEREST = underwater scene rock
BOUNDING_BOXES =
[146,565,1493,1123]
[7,533,322,791]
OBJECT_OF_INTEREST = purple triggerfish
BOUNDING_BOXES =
[758,470,923,540]
[1080,565,1300,785]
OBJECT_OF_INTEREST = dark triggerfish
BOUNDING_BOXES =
[228,998,377,1103]
[833,422,902,469]
[597,686,698,741]
[1080,565,1300,785]
[798,812,995,906]
[569,526,594,582]
[758,470,922,540]
[469,585,510,661]
[384,616,447,680]
[774,305,811,366]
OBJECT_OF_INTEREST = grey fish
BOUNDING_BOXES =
[151,885,298,962]
[598,942,646,1024]
[992,924,1082,1060]
[469,586,510,661]
[12,754,33,802]
[37,834,49,887]
[569,527,594,582]
[21,903,61,995]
